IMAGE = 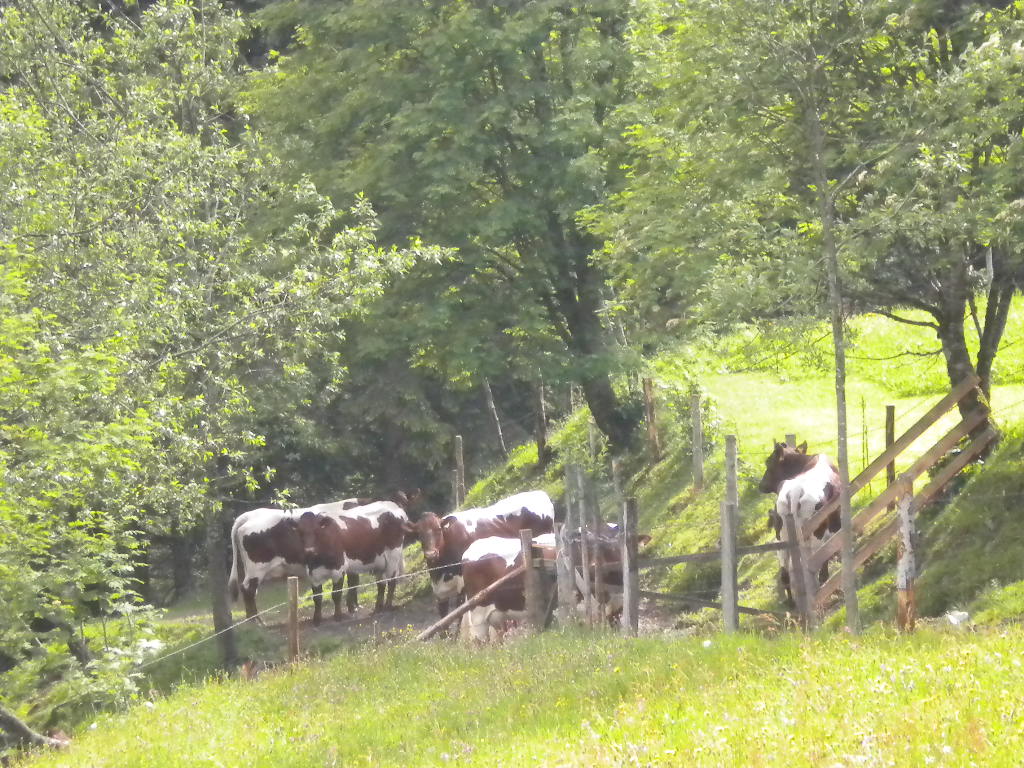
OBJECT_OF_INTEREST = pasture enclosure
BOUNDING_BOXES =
[421,375,994,640]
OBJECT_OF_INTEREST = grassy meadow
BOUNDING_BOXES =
[21,628,1024,767]
[13,305,1024,764]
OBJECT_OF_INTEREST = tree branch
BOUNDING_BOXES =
[0,704,69,751]
[872,309,939,330]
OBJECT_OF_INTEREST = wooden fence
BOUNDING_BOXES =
[423,375,993,640]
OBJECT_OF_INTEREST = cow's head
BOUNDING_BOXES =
[293,511,338,560]
[758,440,810,493]
[390,488,423,511]
[409,512,445,566]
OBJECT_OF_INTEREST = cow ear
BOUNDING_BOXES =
[401,520,416,534]
[441,518,453,528]
[285,516,298,528]
[319,516,332,528]
[798,441,808,454]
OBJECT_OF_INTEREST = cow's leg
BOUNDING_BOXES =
[242,579,262,625]
[345,572,359,613]
[383,577,397,610]
[331,578,345,620]
[779,568,794,607]
[311,583,323,626]
[373,579,386,613]
[436,598,450,618]
[818,560,830,586]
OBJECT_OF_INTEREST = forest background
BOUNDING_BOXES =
[1,0,1023,746]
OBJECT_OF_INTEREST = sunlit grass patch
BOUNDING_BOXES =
[22,629,1024,768]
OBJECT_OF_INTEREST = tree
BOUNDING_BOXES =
[247,0,642,450]
[0,0,424,736]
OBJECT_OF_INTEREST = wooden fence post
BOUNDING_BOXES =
[454,435,466,506]
[785,433,797,449]
[782,513,816,629]
[572,465,593,628]
[642,377,662,462]
[896,476,916,632]
[722,434,739,631]
[886,405,896,514]
[287,576,300,662]
[584,472,604,626]
[621,497,640,636]
[555,522,575,625]
[691,392,704,489]
[521,530,543,633]
[451,469,460,511]
[720,500,738,633]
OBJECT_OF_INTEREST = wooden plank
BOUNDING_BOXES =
[287,576,300,662]
[555,523,575,624]
[801,376,981,537]
[725,435,738,511]
[643,377,661,461]
[783,513,812,628]
[720,500,738,632]
[521,530,543,632]
[454,435,466,507]
[808,409,989,569]
[815,428,997,607]
[621,497,640,636]
[638,541,790,571]
[417,564,526,641]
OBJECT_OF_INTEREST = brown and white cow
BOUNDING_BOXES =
[459,525,650,642]
[758,440,841,603]
[228,508,345,624]
[410,490,555,616]
[303,499,413,619]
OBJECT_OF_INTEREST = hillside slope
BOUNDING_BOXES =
[464,307,1024,628]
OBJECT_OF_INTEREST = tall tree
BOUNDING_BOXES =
[0,0,423,731]
[247,0,642,450]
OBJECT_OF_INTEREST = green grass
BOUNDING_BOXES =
[21,628,1024,767]
[9,310,1024,768]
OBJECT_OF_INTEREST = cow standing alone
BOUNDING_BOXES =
[758,440,841,604]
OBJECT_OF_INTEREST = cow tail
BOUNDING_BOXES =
[228,516,244,603]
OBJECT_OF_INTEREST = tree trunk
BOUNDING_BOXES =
[205,506,238,669]
[934,261,988,425]
[482,377,508,457]
[170,526,196,603]
[976,276,1014,400]
[549,239,638,453]
[808,104,859,634]
[0,703,68,750]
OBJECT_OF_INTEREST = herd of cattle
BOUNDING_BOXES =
[227,440,842,638]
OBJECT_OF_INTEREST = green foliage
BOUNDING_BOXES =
[0,0,428,733]
[915,425,1024,619]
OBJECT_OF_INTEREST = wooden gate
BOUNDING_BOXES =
[786,374,997,625]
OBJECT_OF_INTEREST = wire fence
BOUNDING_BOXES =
[134,385,1024,671]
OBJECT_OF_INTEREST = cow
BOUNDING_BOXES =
[758,440,841,604]
[409,490,555,617]
[303,499,413,619]
[228,507,345,625]
[459,525,650,642]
